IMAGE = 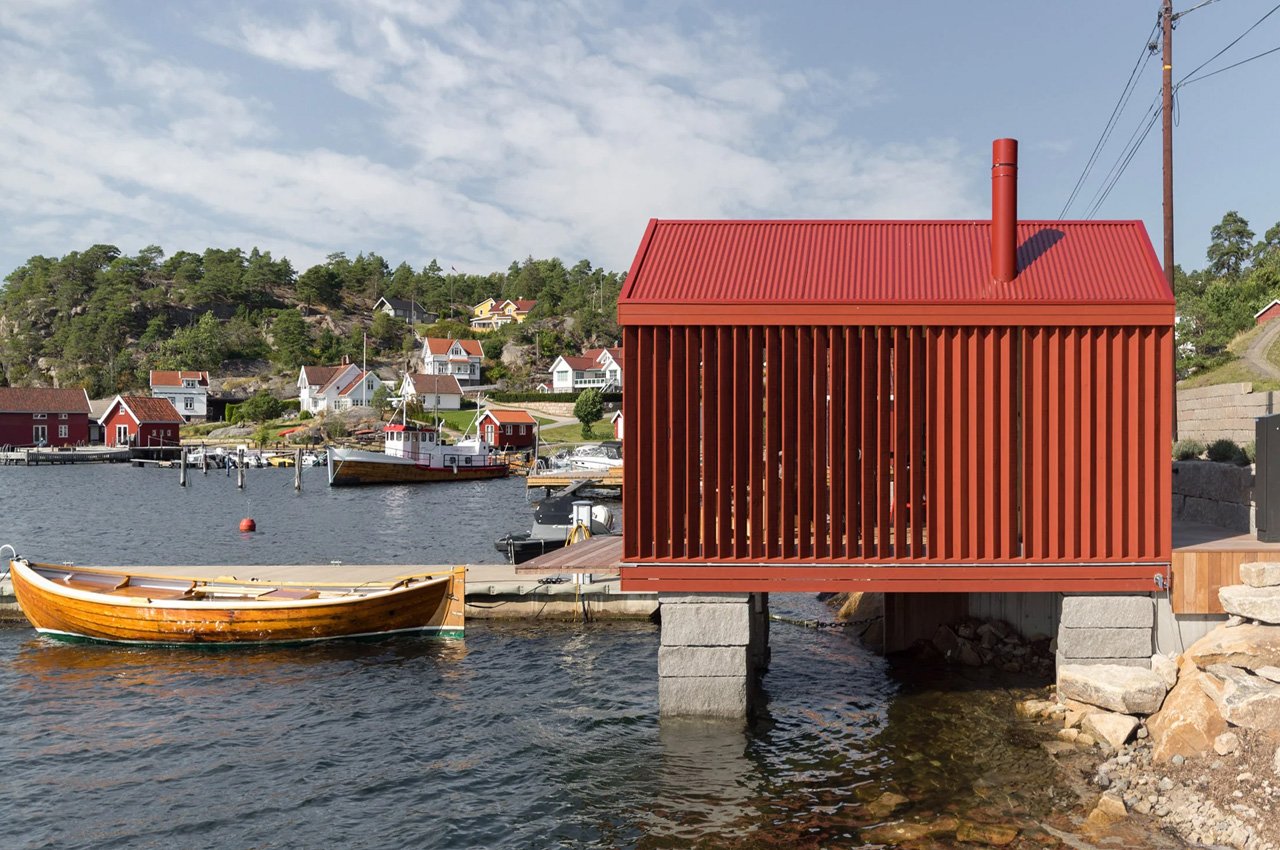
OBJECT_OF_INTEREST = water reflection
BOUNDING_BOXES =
[643,719,759,846]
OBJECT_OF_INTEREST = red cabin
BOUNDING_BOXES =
[100,396,184,448]
[0,387,91,447]
[617,139,1175,594]
[477,409,538,451]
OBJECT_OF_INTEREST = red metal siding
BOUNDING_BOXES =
[620,323,1173,592]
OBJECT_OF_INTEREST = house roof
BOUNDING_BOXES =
[557,356,599,371]
[0,387,90,414]
[300,365,345,388]
[336,370,377,398]
[403,373,463,395]
[1255,299,1280,319]
[424,337,483,357]
[618,219,1174,326]
[149,370,209,388]
[508,299,537,313]
[111,396,184,424]
[479,408,537,425]
[376,296,420,312]
[583,347,622,365]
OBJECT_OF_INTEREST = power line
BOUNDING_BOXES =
[1085,98,1163,219]
[1180,42,1280,84]
[1058,19,1160,219]
[1077,88,1161,219]
[1173,0,1224,20]
[1177,1,1280,83]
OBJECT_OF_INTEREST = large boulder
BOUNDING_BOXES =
[1058,664,1168,715]
[1082,711,1140,750]
[1218,585,1280,624]
[1241,562,1280,587]
[1147,666,1228,763]
[1199,663,1280,730]
[1186,623,1280,671]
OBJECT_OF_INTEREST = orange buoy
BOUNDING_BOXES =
[239,518,257,533]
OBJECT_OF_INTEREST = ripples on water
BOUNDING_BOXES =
[0,466,1175,848]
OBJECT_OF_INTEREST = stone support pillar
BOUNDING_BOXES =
[1056,594,1155,673]
[658,592,769,720]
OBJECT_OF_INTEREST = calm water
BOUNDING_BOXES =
[0,465,1164,848]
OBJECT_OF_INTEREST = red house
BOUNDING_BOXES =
[1255,300,1280,325]
[617,138,1175,593]
[476,409,538,451]
[100,396,185,448]
[0,387,91,447]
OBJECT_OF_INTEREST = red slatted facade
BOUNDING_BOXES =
[617,217,1175,593]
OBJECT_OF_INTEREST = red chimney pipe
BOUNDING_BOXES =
[991,138,1018,283]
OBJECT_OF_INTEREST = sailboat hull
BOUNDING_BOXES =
[327,447,508,486]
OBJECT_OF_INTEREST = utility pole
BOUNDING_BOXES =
[1162,0,1175,288]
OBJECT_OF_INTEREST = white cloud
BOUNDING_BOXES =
[0,0,974,276]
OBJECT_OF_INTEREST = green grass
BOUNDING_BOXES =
[1178,357,1280,391]
[422,409,482,433]
[1267,334,1280,373]
[538,420,616,444]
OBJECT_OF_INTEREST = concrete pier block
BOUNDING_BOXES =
[1060,596,1154,629]
[657,591,768,720]
[1057,627,1153,659]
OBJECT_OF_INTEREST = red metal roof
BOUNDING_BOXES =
[0,387,90,414]
[618,219,1174,326]
[149,370,209,388]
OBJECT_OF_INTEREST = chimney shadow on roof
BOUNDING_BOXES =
[1016,228,1064,275]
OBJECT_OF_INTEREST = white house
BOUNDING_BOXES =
[149,370,210,421]
[398,373,464,410]
[548,346,623,393]
[297,363,384,414]
[422,337,484,385]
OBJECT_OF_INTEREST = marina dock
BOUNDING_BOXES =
[526,466,623,492]
[0,447,130,465]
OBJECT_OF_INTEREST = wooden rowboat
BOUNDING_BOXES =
[6,559,465,645]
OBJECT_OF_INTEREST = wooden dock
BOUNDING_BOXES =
[0,447,131,466]
[526,466,623,491]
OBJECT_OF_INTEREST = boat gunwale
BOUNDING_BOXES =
[12,560,454,612]
[31,624,464,647]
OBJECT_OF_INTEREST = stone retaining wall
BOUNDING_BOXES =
[1176,382,1278,445]
[1171,460,1255,533]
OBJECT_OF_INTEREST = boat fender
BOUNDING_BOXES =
[239,518,257,532]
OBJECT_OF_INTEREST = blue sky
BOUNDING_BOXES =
[0,0,1276,279]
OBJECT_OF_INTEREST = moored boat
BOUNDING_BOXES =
[6,558,465,645]
[327,420,508,486]
[496,481,616,564]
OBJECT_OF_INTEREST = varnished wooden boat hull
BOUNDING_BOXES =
[327,449,509,486]
[9,561,465,645]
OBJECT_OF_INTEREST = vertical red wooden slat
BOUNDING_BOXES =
[848,329,862,557]
[1138,327,1151,559]
[796,326,814,559]
[1047,328,1062,561]
[718,327,734,557]
[1064,328,1079,560]
[733,327,751,557]
[667,328,686,560]
[813,326,830,559]
[702,327,718,559]
[1126,328,1141,561]
[1099,329,1113,558]
[652,326,670,559]
[765,327,781,559]
[781,327,798,559]
[638,327,655,559]
[747,327,764,559]
[1157,327,1173,560]
[994,328,1010,559]
[912,328,927,558]
[1022,328,1042,560]
[685,327,701,558]
[1110,328,1126,558]
[877,329,893,558]
[930,329,946,559]
[622,326,639,559]
[980,328,994,560]
[861,328,877,558]
[1079,329,1094,560]
[892,326,908,558]
[950,329,965,561]
[967,328,981,560]
[829,328,846,559]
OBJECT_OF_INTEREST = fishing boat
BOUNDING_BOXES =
[327,419,508,486]
[545,441,623,473]
[4,556,465,645]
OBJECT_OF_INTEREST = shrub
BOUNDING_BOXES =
[1206,438,1242,464]
[574,387,604,439]
[298,410,313,421]
[1241,441,1257,465]
[488,390,622,404]
[1172,439,1205,461]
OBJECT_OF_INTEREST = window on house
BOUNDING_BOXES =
[58,424,68,439]
[33,413,47,420]
[33,425,47,444]
[116,424,129,445]
[184,397,194,410]
[504,424,512,434]
[519,424,526,435]
[59,413,68,419]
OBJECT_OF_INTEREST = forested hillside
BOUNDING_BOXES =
[0,245,624,396]
[1176,212,1280,379]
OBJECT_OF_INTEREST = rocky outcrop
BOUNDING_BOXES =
[1241,561,1280,588]
[1082,712,1140,750]
[1220,585,1280,624]
[1199,663,1280,730]
[1186,623,1280,671]
[1058,664,1168,715]
[1147,666,1228,763]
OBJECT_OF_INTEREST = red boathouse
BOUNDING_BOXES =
[0,387,91,447]
[617,139,1175,594]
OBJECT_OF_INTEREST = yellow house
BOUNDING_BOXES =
[470,299,536,332]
